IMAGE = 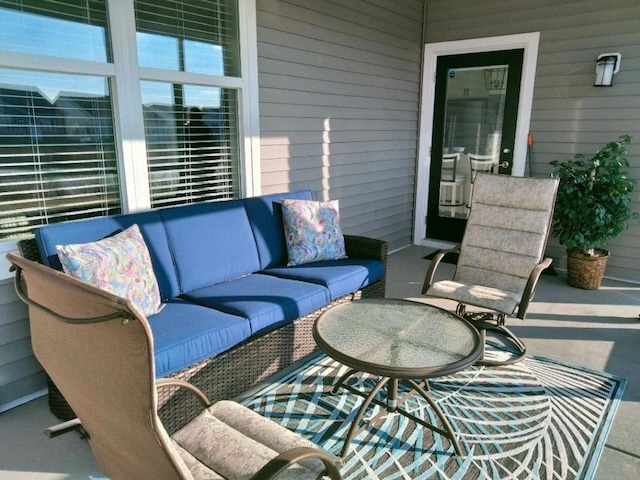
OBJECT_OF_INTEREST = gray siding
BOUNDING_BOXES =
[0,278,46,412]
[425,0,640,282]
[257,0,425,251]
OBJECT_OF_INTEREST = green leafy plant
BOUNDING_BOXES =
[550,135,640,257]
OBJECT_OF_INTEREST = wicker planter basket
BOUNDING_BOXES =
[566,249,610,290]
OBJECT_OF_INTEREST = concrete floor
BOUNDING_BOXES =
[1,245,638,479]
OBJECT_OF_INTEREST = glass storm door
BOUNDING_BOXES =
[426,49,524,242]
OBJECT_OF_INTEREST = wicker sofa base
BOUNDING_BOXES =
[47,280,384,432]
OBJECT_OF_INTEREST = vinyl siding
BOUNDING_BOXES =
[256,0,426,251]
[425,0,640,282]
[0,0,426,413]
[0,278,47,412]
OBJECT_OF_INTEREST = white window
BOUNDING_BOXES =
[0,0,259,243]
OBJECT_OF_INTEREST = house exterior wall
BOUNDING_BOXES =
[0,278,47,410]
[256,0,426,251]
[424,0,640,282]
[0,0,426,413]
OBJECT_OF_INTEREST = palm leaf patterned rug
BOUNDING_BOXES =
[241,349,625,480]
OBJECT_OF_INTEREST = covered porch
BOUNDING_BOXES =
[1,245,638,478]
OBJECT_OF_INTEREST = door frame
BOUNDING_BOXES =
[414,32,540,248]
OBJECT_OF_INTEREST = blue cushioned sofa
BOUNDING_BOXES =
[26,190,387,430]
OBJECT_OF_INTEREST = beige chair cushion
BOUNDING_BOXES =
[427,174,558,317]
[456,174,558,297]
[172,400,330,480]
[427,280,521,315]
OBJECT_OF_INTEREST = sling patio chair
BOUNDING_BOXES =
[422,173,559,366]
[7,252,341,480]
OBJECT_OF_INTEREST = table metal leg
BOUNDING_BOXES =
[332,367,358,394]
[405,378,464,456]
[387,378,398,411]
[339,377,389,458]
[332,374,464,457]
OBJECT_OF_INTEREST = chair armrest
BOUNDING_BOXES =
[516,257,553,319]
[421,246,460,294]
[156,378,211,407]
[252,446,342,480]
[343,235,387,264]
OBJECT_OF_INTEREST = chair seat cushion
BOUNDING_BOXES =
[171,400,329,479]
[181,274,331,335]
[427,280,520,315]
[263,258,384,300]
[148,299,251,377]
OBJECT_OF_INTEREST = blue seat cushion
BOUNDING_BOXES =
[148,299,251,377]
[243,190,313,269]
[181,274,330,335]
[263,258,385,300]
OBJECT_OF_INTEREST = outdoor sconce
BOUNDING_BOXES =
[484,67,507,90]
[594,53,621,87]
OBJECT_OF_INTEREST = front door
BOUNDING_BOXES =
[426,49,524,242]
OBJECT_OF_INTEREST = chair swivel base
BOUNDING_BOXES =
[461,311,527,366]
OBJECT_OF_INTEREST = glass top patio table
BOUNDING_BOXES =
[313,298,482,379]
[312,298,482,457]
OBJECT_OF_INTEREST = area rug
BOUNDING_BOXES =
[240,351,625,480]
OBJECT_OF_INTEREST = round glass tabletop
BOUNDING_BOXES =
[313,298,482,378]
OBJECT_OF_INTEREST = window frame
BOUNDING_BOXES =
[0,0,261,279]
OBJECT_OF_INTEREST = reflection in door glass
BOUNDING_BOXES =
[439,65,508,219]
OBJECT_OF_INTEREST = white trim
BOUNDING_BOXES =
[0,241,18,282]
[138,67,244,89]
[0,389,47,415]
[108,0,151,213]
[414,32,540,246]
[0,51,116,77]
[239,0,261,197]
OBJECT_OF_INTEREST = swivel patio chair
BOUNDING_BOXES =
[7,252,341,480]
[422,173,559,366]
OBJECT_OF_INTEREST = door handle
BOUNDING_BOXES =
[497,160,510,168]
[502,148,511,153]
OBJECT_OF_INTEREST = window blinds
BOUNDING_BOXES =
[0,0,119,241]
[142,83,240,207]
[135,0,241,207]
[0,70,120,240]
[135,0,240,77]
[0,0,110,63]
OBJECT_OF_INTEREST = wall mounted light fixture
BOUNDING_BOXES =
[484,67,507,90]
[594,53,621,87]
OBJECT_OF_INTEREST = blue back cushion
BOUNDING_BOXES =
[243,190,313,269]
[35,211,180,300]
[159,199,260,293]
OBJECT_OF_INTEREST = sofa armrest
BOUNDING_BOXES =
[17,237,41,262]
[343,235,388,265]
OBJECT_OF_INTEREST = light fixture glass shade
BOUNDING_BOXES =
[484,67,507,90]
[595,53,621,87]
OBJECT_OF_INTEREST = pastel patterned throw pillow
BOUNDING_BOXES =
[281,199,347,266]
[56,224,162,316]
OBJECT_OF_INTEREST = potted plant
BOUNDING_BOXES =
[550,135,640,289]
